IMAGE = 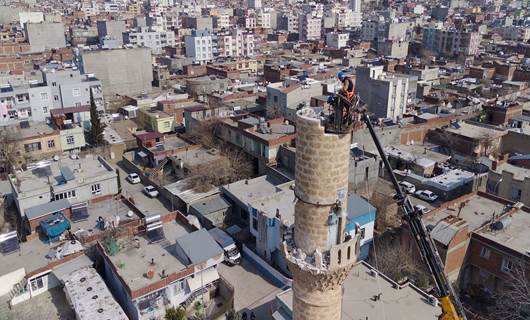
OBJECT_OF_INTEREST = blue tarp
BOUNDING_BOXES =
[39,213,71,239]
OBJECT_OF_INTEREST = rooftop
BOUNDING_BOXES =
[222,175,285,206]
[477,209,530,256]
[423,194,511,231]
[175,228,223,265]
[12,154,116,196]
[147,136,189,153]
[189,194,231,217]
[249,183,295,226]
[106,221,190,292]
[170,147,223,168]
[445,122,506,140]
[493,162,530,180]
[276,261,440,319]
[221,116,295,143]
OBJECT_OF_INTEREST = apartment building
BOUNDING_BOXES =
[185,30,214,64]
[422,27,482,56]
[0,82,53,124]
[256,10,271,28]
[326,32,348,49]
[298,14,321,41]
[96,20,126,46]
[9,154,118,223]
[278,13,298,32]
[356,65,410,120]
[124,27,176,54]
[361,20,408,41]
[266,77,322,121]
[24,22,66,52]
[42,68,104,112]
[216,29,255,58]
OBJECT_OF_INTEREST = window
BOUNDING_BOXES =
[40,92,49,101]
[66,135,75,145]
[163,121,170,128]
[30,276,44,291]
[72,88,80,97]
[511,187,522,201]
[54,95,59,101]
[91,183,101,195]
[42,106,48,114]
[360,227,366,240]
[174,280,185,294]
[75,102,81,107]
[24,142,41,152]
[47,140,55,148]
[501,258,513,273]
[252,217,258,231]
[480,246,490,259]
[52,82,57,87]
[54,190,76,201]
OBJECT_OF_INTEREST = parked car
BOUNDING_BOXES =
[399,181,416,194]
[126,173,141,184]
[143,185,159,198]
[415,190,438,202]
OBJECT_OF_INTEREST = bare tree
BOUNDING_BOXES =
[493,261,530,320]
[368,232,431,289]
[185,147,254,192]
[0,128,22,176]
[184,119,221,149]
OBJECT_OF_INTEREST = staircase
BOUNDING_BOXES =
[182,287,208,309]
[8,278,28,300]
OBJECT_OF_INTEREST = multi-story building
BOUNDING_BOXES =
[377,39,409,58]
[422,27,482,56]
[185,30,214,64]
[248,0,262,9]
[96,20,126,46]
[356,65,410,121]
[298,14,322,41]
[216,29,255,58]
[8,154,118,222]
[278,13,298,32]
[124,27,176,54]
[266,77,323,121]
[24,22,66,52]
[81,48,153,97]
[0,82,53,124]
[213,14,231,29]
[361,20,408,41]
[42,68,104,112]
[500,26,530,42]
[326,32,348,49]
[256,10,271,28]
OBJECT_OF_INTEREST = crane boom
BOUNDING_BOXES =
[328,95,467,320]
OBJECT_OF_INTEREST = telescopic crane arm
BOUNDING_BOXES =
[329,95,467,320]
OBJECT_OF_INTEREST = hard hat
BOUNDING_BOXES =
[337,71,346,80]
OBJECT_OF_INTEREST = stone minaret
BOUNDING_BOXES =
[283,108,359,320]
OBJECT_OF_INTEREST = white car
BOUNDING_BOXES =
[143,185,159,198]
[126,173,141,184]
[399,181,416,194]
[415,190,438,202]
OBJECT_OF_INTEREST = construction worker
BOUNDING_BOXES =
[337,71,355,101]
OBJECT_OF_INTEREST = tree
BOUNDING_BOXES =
[493,262,530,320]
[0,127,22,175]
[89,90,106,147]
[164,307,187,320]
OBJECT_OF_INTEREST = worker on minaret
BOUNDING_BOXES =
[337,71,355,101]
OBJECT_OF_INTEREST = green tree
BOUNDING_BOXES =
[89,90,106,147]
[164,307,187,320]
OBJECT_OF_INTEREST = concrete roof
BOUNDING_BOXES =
[12,154,116,197]
[176,228,223,265]
[190,194,231,216]
[106,222,190,292]
[477,209,530,256]
[431,220,460,246]
[222,175,284,207]
[493,162,530,180]
[423,194,509,231]
[277,261,440,320]
[445,122,506,140]
[249,184,295,226]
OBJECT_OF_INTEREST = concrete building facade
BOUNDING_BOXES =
[124,27,176,54]
[325,32,348,49]
[24,22,66,52]
[96,20,126,46]
[422,27,481,56]
[216,29,255,58]
[298,14,321,41]
[282,108,359,320]
[185,30,214,64]
[81,48,153,97]
[356,65,409,120]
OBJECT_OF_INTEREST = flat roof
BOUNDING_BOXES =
[249,184,295,226]
[170,147,223,168]
[25,199,71,220]
[445,122,506,140]
[477,209,530,256]
[222,175,284,206]
[106,221,190,292]
[13,154,116,197]
[277,261,440,319]
[423,194,509,231]
[493,162,530,180]
[190,194,231,216]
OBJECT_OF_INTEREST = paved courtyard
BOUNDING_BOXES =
[9,288,74,320]
[218,258,284,320]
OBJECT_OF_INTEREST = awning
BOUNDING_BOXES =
[71,202,89,222]
[186,267,220,293]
